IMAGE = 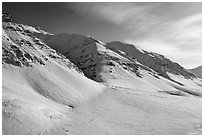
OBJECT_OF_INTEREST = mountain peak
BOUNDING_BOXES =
[188,66,202,78]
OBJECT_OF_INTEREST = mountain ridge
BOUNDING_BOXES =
[188,66,202,78]
[34,31,198,84]
[2,12,202,135]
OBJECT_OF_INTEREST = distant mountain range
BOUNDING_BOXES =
[188,66,202,78]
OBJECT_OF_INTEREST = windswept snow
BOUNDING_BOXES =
[61,88,201,135]
[2,12,202,135]
[2,14,105,134]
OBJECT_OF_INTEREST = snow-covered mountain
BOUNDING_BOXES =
[2,12,105,134]
[188,66,202,78]
[2,12,202,135]
[35,28,201,96]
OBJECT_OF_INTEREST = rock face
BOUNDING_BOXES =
[65,37,104,81]
[2,12,82,73]
[2,12,15,22]
[188,66,202,78]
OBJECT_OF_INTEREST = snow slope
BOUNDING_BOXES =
[2,12,202,135]
[36,31,202,97]
[105,41,197,80]
[61,88,201,135]
[2,12,104,134]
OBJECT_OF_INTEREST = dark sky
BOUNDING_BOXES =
[2,2,202,68]
[2,2,130,42]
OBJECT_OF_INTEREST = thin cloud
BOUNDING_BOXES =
[125,39,178,58]
[66,3,161,30]
[66,3,202,68]
[126,12,202,68]
[125,39,202,68]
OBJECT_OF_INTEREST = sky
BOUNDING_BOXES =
[2,2,202,68]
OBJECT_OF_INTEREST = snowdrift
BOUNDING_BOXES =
[2,12,202,135]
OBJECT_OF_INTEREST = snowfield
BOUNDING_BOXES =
[2,63,104,134]
[2,12,202,135]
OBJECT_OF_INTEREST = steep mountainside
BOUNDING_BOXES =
[188,66,202,78]
[35,33,135,82]
[35,30,201,96]
[2,12,202,135]
[2,12,104,134]
[106,41,196,80]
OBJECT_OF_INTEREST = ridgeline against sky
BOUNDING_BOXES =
[3,2,201,68]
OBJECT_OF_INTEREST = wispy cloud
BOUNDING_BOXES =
[67,3,161,30]
[66,3,202,68]
[126,13,202,68]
